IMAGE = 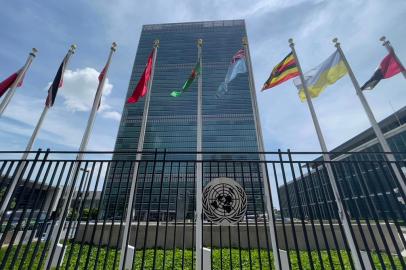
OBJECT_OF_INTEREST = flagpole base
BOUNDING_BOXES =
[45,243,65,268]
[124,245,135,270]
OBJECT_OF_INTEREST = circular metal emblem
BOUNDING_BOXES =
[202,177,247,225]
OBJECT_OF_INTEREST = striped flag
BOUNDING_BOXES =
[262,52,299,90]
[361,52,405,90]
[46,55,68,107]
[0,69,24,98]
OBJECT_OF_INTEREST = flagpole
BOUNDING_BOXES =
[44,43,117,267]
[118,39,159,270]
[77,42,117,159]
[0,45,76,217]
[0,48,38,116]
[333,37,406,197]
[289,38,363,270]
[242,36,280,270]
[380,36,406,79]
[195,38,203,270]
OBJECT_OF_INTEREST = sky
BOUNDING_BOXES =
[1,0,406,156]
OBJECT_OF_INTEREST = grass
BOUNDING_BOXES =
[0,243,403,269]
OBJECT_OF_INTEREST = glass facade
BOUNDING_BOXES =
[104,20,264,219]
[279,106,406,220]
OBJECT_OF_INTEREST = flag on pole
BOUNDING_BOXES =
[262,52,299,91]
[46,55,69,107]
[170,58,201,97]
[96,66,107,110]
[293,50,347,101]
[0,69,25,98]
[98,66,106,82]
[361,52,405,90]
[216,49,247,97]
[127,50,154,103]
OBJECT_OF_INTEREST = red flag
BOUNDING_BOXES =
[98,66,106,82]
[97,66,107,110]
[127,50,154,103]
[0,70,24,98]
[361,52,405,90]
[381,52,405,79]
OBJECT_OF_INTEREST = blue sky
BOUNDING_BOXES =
[1,0,406,154]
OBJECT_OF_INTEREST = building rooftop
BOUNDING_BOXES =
[327,106,405,154]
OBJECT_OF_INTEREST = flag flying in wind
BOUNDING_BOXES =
[216,49,247,97]
[262,52,299,91]
[293,50,347,101]
[46,55,68,107]
[0,69,25,98]
[361,52,405,90]
[127,50,154,103]
[96,66,107,110]
[170,58,201,97]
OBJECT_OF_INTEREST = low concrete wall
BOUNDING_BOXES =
[73,222,404,252]
[1,230,36,245]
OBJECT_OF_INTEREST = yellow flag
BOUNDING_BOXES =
[293,50,348,101]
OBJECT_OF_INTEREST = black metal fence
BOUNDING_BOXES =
[0,150,405,269]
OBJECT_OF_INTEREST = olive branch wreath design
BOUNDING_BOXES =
[202,178,247,225]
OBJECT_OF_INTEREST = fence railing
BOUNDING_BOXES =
[0,149,405,269]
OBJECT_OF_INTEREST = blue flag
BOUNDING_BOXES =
[217,49,247,97]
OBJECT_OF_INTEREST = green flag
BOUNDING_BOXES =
[170,58,201,97]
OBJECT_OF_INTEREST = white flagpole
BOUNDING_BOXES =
[195,38,203,270]
[0,48,38,116]
[242,37,280,270]
[77,42,117,159]
[118,40,159,270]
[380,36,406,79]
[45,43,118,267]
[289,38,363,270]
[0,45,76,216]
[333,37,406,197]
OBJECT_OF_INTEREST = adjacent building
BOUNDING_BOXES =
[279,106,406,220]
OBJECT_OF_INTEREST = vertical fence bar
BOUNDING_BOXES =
[248,161,263,269]
[93,161,119,270]
[297,162,325,269]
[140,150,159,269]
[287,150,315,270]
[24,161,67,270]
[58,162,90,268]
[152,150,167,269]
[335,160,376,269]
[162,161,174,269]
[36,161,75,270]
[11,160,58,270]
[81,161,111,270]
[240,161,253,270]
[0,149,46,267]
[278,150,302,269]
[131,160,150,269]
[75,161,105,270]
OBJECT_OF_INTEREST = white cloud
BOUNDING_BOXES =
[0,93,117,151]
[101,110,121,121]
[56,67,113,112]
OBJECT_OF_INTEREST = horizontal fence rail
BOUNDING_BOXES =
[0,149,405,269]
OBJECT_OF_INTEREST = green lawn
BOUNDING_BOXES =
[0,243,403,269]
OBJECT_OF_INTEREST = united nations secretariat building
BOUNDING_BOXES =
[105,20,265,222]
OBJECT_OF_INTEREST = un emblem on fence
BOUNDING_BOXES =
[202,177,247,225]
